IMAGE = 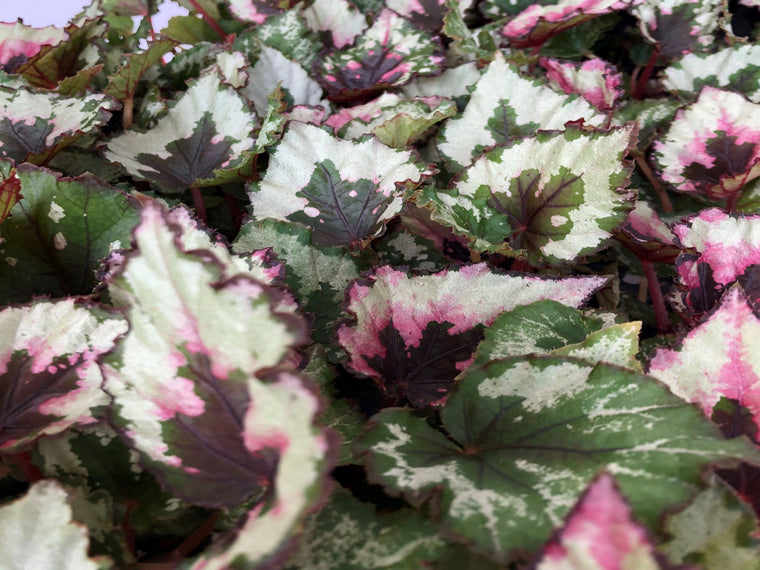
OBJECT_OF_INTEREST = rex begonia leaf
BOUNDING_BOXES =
[616,200,682,264]
[436,52,605,171]
[535,473,659,569]
[0,480,107,570]
[325,93,457,148]
[428,123,637,263]
[228,0,295,24]
[0,21,66,69]
[633,0,722,60]
[550,321,642,370]
[313,8,445,103]
[242,44,327,116]
[0,87,117,164]
[17,17,106,89]
[386,0,450,32]
[285,485,446,569]
[500,0,628,49]
[616,97,681,148]
[337,264,608,407]
[0,299,127,452]
[233,218,368,347]
[102,202,310,507]
[652,87,760,202]
[105,38,178,100]
[648,286,760,435]
[302,0,367,48]
[539,56,624,111]
[188,369,332,569]
[662,44,760,104]
[0,164,20,226]
[0,165,141,305]
[104,70,258,192]
[250,7,324,68]
[660,476,760,569]
[248,122,432,248]
[355,355,760,562]
[373,227,450,272]
[401,62,481,105]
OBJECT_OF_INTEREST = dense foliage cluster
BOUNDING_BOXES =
[2,0,760,567]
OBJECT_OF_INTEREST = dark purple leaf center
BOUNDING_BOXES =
[682,133,756,190]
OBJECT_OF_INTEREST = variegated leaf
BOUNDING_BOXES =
[0,87,117,164]
[386,0,451,32]
[401,62,481,105]
[0,163,20,226]
[539,56,624,111]
[0,21,65,68]
[500,0,628,48]
[104,70,258,192]
[0,164,141,305]
[373,227,450,272]
[325,93,456,147]
[427,123,637,263]
[648,285,760,434]
[102,202,310,507]
[436,52,605,171]
[286,486,446,569]
[227,0,295,24]
[663,44,760,104]
[247,7,323,68]
[0,299,127,452]
[355,355,760,562]
[0,480,108,570]
[653,87,760,202]
[633,0,722,59]
[337,264,608,407]
[313,8,445,103]
[248,122,432,248]
[302,0,367,48]
[105,38,178,100]
[536,473,659,570]
[616,200,682,264]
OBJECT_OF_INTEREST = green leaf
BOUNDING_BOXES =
[356,356,760,562]
[0,165,141,305]
[105,38,178,100]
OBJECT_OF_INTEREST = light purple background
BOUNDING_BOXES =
[0,0,185,29]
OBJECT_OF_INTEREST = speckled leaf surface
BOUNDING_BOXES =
[501,0,628,48]
[104,70,258,192]
[536,472,659,569]
[661,476,760,569]
[356,355,760,562]
[325,93,456,148]
[0,165,141,305]
[248,122,432,248]
[633,0,721,59]
[539,57,624,111]
[436,52,604,171]
[428,124,637,263]
[0,87,117,164]
[285,485,446,569]
[0,480,107,570]
[102,202,310,507]
[337,264,608,407]
[0,299,126,452]
[653,88,760,201]
[313,9,445,103]
[648,286,760,434]
[662,44,760,104]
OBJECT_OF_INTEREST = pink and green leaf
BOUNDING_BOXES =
[428,123,637,263]
[436,52,605,171]
[248,122,432,248]
[633,0,722,59]
[0,299,127,452]
[0,21,66,68]
[535,473,659,569]
[227,0,296,24]
[539,56,624,111]
[102,202,310,507]
[616,200,682,264]
[356,355,759,563]
[337,264,608,407]
[104,70,259,192]
[313,9,445,103]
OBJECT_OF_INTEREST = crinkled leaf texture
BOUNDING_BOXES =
[0,299,127,452]
[648,286,760,435]
[356,355,760,563]
[653,87,760,201]
[338,264,608,407]
[0,480,108,570]
[0,86,117,164]
[102,202,324,511]
[535,473,659,569]
[437,52,605,171]
[427,123,637,263]
[248,122,432,248]
[104,70,258,192]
